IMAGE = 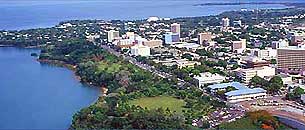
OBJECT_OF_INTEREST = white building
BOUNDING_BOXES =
[130,44,151,57]
[194,72,226,89]
[301,94,305,103]
[233,20,242,26]
[176,60,201,69]
[208,82,267,103]
[107,30,120,42]
[171,43,201,50]
[116,39,134,48]
[272,39,289,49]
[250,48,277,60]
[86,34,100,42]
[232,39,246,53]
[222,17,230,27]
[237,66,276,83]
[225,88,267,103]
[147,16,159,22]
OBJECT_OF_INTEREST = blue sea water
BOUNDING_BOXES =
[0,0,304,30]
[0,47,100,129]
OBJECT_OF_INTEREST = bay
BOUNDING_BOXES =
[0,47,100,129]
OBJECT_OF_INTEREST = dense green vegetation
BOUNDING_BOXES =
[218,110,293,130]
[250,75,283,94]
[37,39,225,129]
[219,116,260,130]
[286,86,305,103]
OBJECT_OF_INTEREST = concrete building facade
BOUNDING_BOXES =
[107,30,120,42]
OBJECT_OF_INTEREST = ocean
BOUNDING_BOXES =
[0,0,303,30]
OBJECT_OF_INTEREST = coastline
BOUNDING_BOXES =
[1,1,294,31]
[38,58,104,95]
[194,2,305,8]
[1,5,305,129]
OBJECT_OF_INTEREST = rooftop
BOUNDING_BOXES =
[171,43,200,49]
[208,82,267,97]
[225,88,266,97]
[208,82,247,90]
[194,72,225,81]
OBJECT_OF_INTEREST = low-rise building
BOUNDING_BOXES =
[232,39,246,53]
[237,66,276,83]
[301,94,305,103]
[107,30,120,42]
[225,88,267,103]
[271,39,289,49]
[198,32,213,45]
[143,40,163,48]
[208,82,267,103]
[176,60,201,69]
[171,43,201,51]
[241,56,270,68]
[194,72,226,89]
[130,44,150,57]
[250,48,277,60]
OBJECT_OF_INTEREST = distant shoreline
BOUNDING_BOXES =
[194,2,305,8]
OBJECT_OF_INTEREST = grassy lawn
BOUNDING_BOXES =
[129,96,186,114]
[97,61,121,73]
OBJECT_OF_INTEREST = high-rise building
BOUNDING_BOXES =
[171,23,181,36]
[198,32,212,45]
[277,45,305,74]
[222,17,230,27]
[107,30,120,42]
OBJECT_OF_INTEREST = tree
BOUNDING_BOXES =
[249,75,266,87]
[217,60,227,68]
[182,53,193,61]
[192,69,201,76]
[270,59,277,64]
[226,86,237,92]
[293,87,305,97]
[267,76,283,94]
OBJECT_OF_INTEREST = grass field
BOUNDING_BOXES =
[129,96,186,114]
[97,61,121,73]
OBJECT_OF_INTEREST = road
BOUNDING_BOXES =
[100,44,175,80]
